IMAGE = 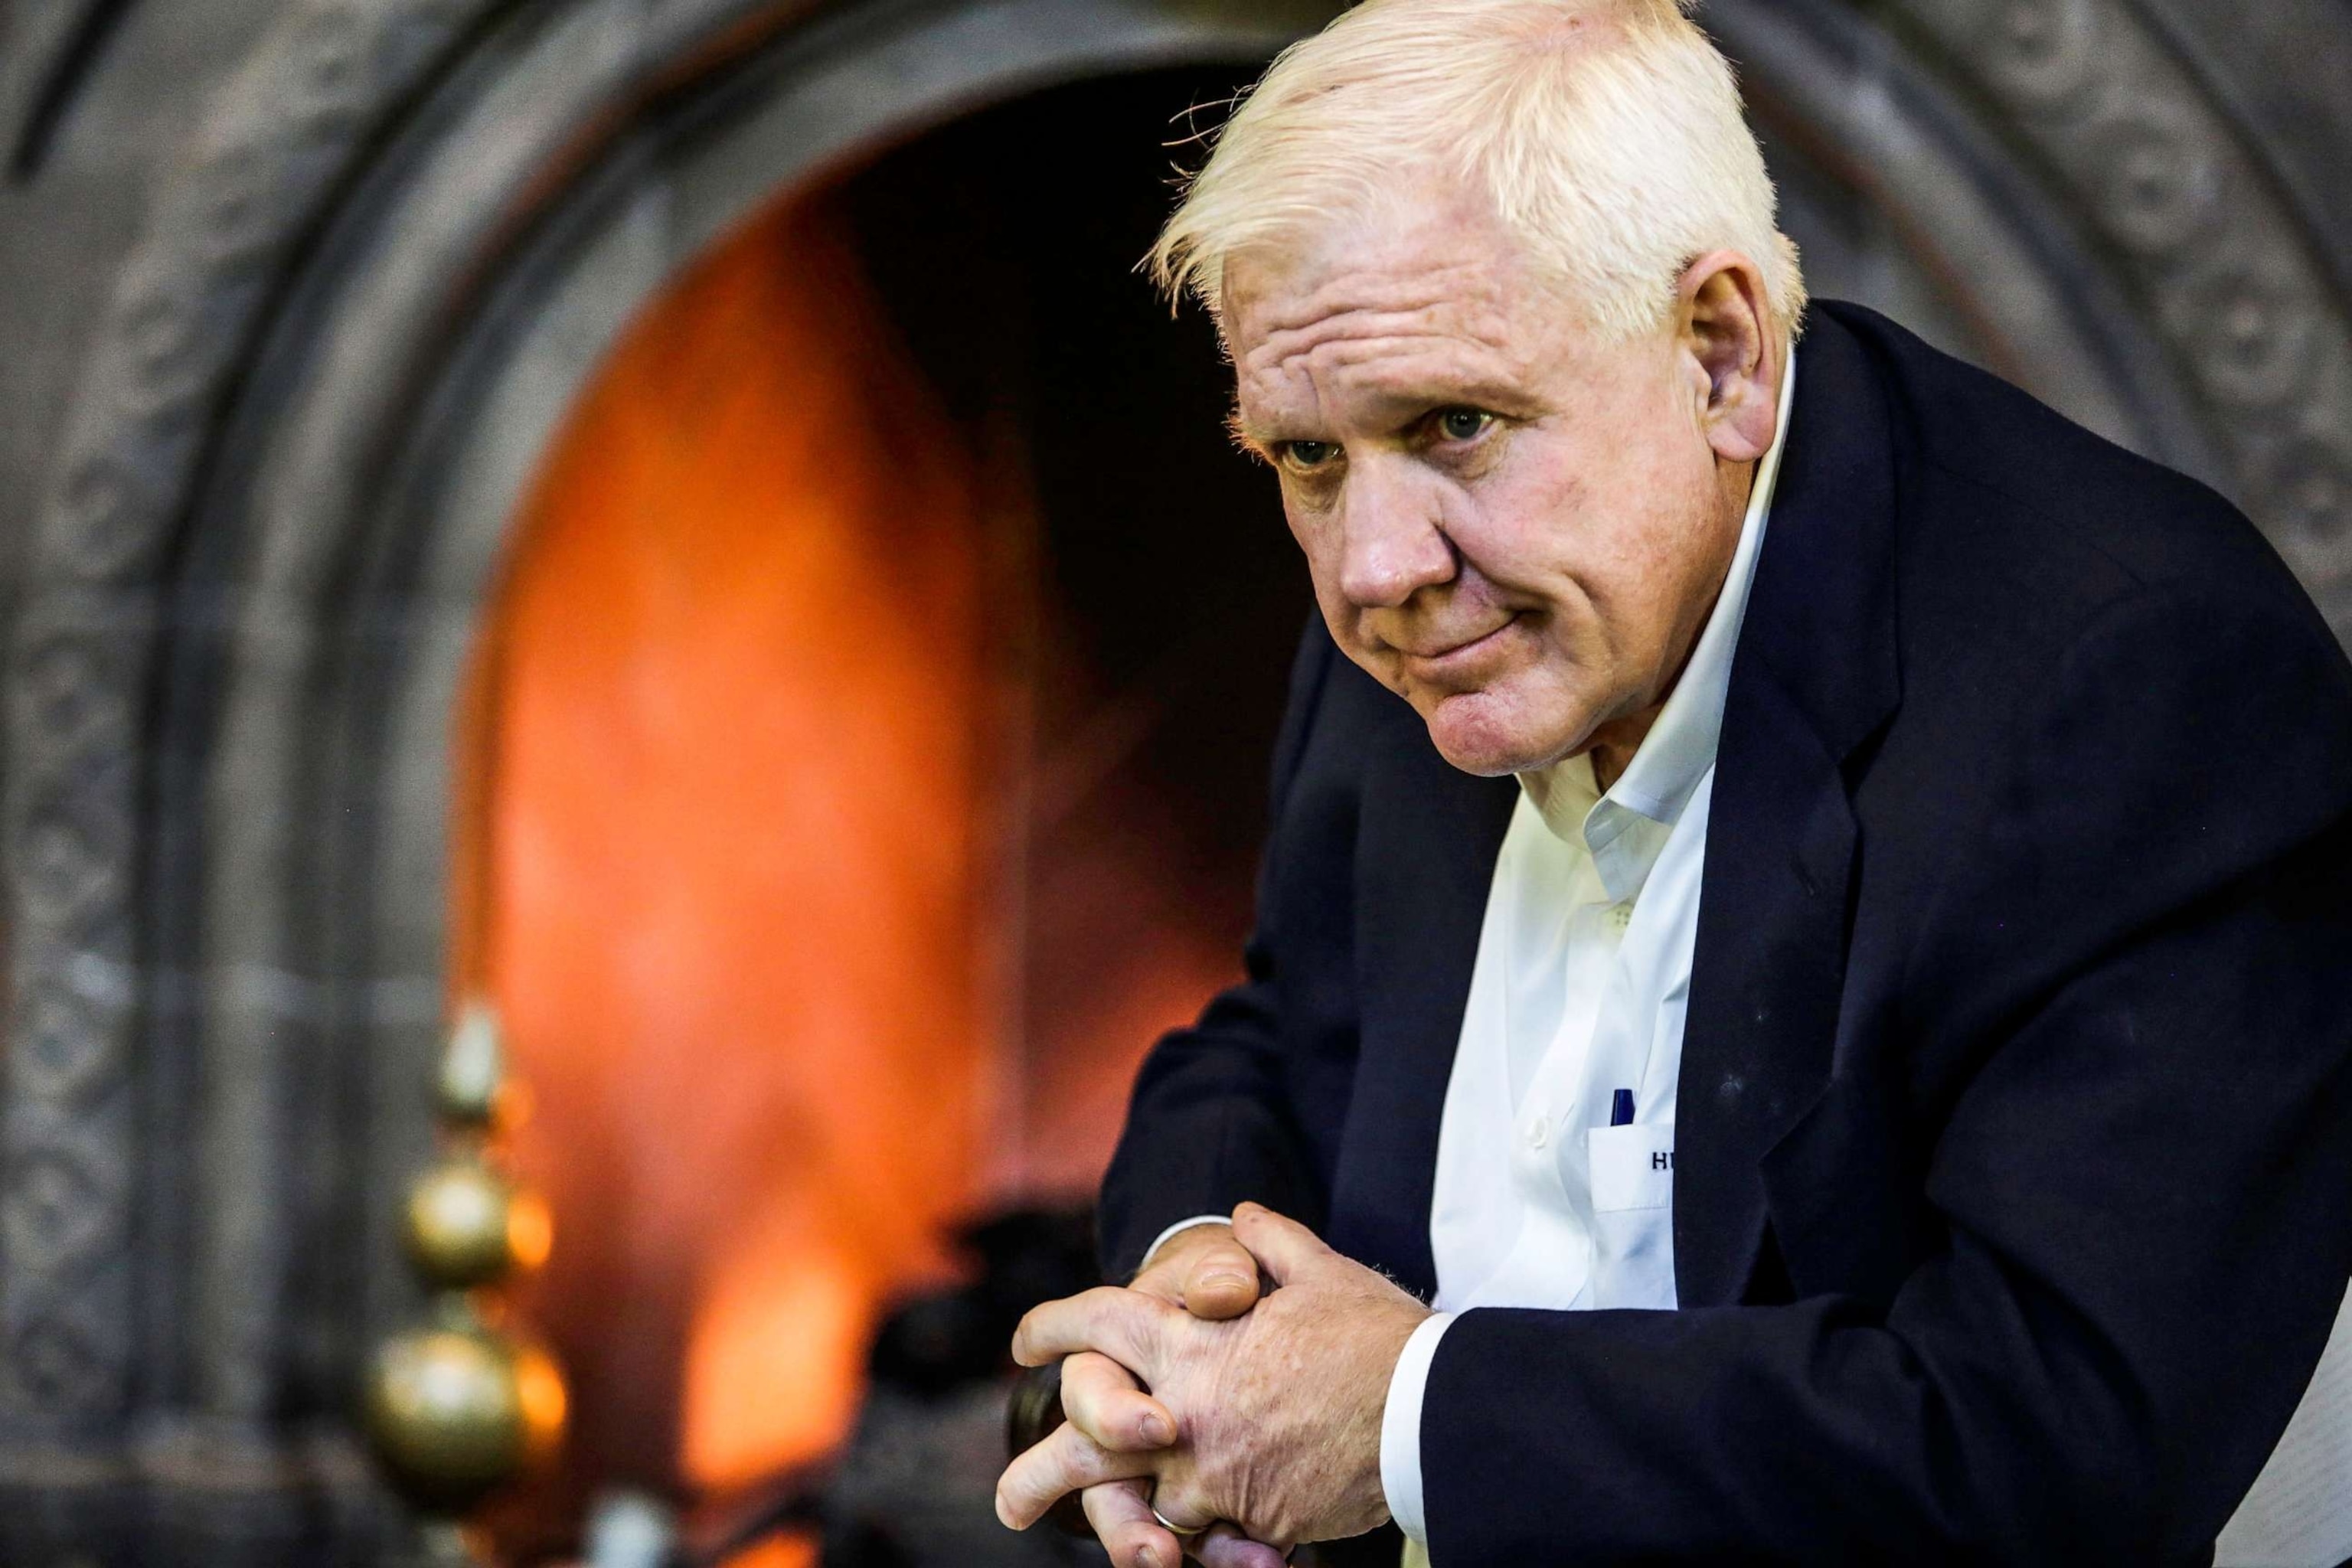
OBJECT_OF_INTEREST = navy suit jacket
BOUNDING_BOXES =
[1097,304,2352,1565]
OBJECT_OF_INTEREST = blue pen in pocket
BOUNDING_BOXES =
[1610,1088,1636,1127]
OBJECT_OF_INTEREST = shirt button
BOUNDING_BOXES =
[1526,1115,1550,1150]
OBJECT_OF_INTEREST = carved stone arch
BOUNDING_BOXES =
[1874,0,2352,629]
[1707,0,2352,603]
[0,0,2347,1562]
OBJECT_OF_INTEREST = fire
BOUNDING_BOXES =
[451,158,1273,1563]
[462,191,992,1510]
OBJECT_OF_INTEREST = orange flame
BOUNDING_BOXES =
[466,191,993,1504]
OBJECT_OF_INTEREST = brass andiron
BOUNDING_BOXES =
[367,1004,568,1564]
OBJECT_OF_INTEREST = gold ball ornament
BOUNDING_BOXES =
[365,1317,567,1514]
[401,1156,552,1291]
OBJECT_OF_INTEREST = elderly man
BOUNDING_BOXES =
[995,1,2352,1563]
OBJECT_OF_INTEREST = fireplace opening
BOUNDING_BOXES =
[452,63,1306,1560]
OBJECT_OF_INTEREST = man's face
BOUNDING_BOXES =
[1225,186,1756,777]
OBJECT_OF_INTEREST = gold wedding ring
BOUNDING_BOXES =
[1149,1501,1207,1537]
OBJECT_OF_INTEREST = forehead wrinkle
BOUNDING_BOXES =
[1248,305,1514,371]
[1308,331,1524,380]
[1245,266,1513,345]
[1240,325,1537,438]
[1234,240,1508,325]
[1240,300,1524,400]
[1237,262,1524,353]
[1262,273,1498,336]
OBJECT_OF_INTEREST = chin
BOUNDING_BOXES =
[1420,691,1572,779]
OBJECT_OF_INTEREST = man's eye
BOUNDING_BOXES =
[1436,408,1494,442]
[1282,439,1339,470]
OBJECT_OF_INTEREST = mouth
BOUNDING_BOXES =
[1394,615,1520,680]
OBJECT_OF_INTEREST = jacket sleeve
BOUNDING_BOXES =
[1419,583,2352,1564]
[1095,616,1341,1282]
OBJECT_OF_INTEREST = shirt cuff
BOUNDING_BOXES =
[1137,1214,1232,1274]
[1381,1311,1455,1547]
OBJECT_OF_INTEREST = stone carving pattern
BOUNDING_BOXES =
[1890,0,2352,629]
[1,0,495,1426]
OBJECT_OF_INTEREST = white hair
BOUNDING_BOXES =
[1148,0,1807,343]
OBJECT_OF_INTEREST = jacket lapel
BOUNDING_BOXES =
[1328,709,1517,1302]
[1675,309,1904,1308]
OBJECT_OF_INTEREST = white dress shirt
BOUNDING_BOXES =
[1380,351,1798,1547]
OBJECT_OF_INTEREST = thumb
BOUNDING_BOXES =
[1179,1230,1264,1321]
[1192,1521,1290,1568]
[1230,1202,1331,1288]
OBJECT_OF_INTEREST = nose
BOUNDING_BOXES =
[1336,460,1456,609]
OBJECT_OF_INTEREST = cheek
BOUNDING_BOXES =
[1445,452,1595,611]
[1543,430,1710,586]
[1463,446,1713,693]
[1281,495,1323,560]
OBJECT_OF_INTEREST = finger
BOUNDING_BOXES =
[996,1421,1158,1530]
[1230,1201,1334,1289]
[1061,1350,1176,1451]
[1083,1478,1182,1568]
[1191,1521,1291,1568]
[1178,1230,1263,1321]
[1147,1485,1215,1548]
[1014,1285,1172,1373]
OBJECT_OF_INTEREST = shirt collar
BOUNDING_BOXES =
[1520,346,1800,903]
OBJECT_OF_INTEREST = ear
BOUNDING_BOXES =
[1674,250,1781,465]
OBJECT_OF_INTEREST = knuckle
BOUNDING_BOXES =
[1057,1359,1101,1417]
[1071,1397,1132,1449]
[1070,1348,1132,1393]
[1080,1390,1131,1441]
[1055,1429,1109,1490]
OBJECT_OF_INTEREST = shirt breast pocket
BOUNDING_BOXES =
[1588,1122,1674,1211]
[1586,1122,1677,1309]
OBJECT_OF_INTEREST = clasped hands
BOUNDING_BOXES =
[995,1203,1431,1568]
